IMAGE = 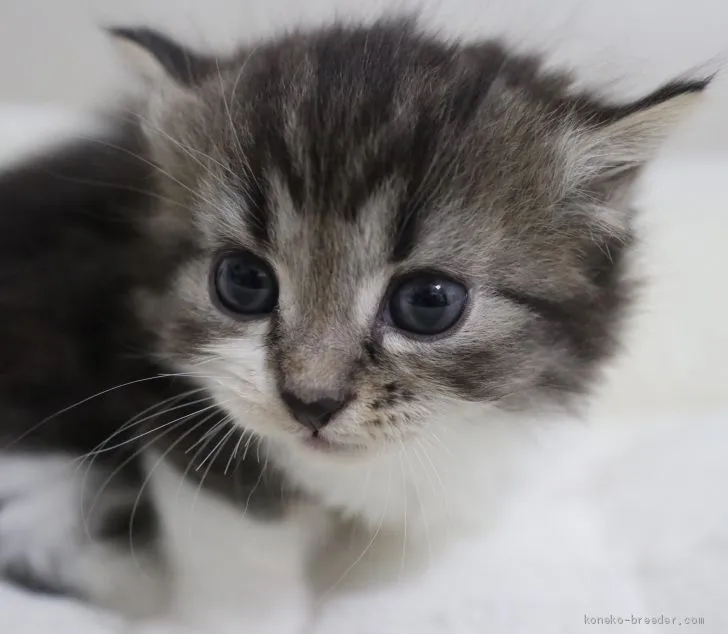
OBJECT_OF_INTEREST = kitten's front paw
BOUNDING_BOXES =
[0,453,172,619]
[0,579,127,634]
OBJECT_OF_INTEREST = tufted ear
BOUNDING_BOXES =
[107,26,215,86]
[577,77,712,183]
[560,76,712,236]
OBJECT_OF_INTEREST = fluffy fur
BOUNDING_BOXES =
[0,16,710,621]
[123,18,706,529]
[0,117,280,611]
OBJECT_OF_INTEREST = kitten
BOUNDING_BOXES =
[0,16,708,623]
[117,17,707,528]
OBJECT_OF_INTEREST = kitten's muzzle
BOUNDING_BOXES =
[280,390,352,431]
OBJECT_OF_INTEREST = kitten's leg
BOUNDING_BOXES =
[0,451,172,618]
[0,580,126,634]
[140,458,330,634]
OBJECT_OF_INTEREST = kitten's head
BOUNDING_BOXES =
[114,20,707,463]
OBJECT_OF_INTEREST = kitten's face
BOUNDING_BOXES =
[127,22,703,461]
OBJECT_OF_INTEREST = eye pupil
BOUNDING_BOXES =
[389,275,467,336]
[213,251,278,317]
[410,283,448,308]
[229,263,266,289]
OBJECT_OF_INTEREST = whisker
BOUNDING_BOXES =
[77,389,212,464]
[219,46,264,188]
[171,406,236,510]
[80,395,231,544]
[407,444,434,569]
[414,437,447,500]
[317,460,393,603]
[241,450,268,517]
[126,409,230,570]
[180,402,238,477]
[424,429,453,457]
[74,389,204,505]
[179,417,235,539]
[74,386,213,491]
[348,463,375,550]
[3,371,222,450]
[130,111,236,182]
[187,418,237,534]
[25,167,199,218]
[224,427,251,475]
[410,440,439,507]
[217,55,241,160]
[396,439,408,582]
[195,419,236,473]
[86,396,219,463]
[69,134,219,211]
[240,428,258,463]
[183,417,227,457]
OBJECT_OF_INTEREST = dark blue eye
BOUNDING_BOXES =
[389,274,468,336]
[213,251,278,317]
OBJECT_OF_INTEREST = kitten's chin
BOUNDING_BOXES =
[282,428,389,461]
[266,402,555,531]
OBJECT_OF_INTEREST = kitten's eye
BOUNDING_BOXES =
[212,251,278,317]
[388,274,468,336]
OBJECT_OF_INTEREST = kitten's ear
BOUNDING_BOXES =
[107,27,214,86]
[578,77,712,181]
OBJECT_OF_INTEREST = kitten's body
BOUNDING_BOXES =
[0,124,283,614]
[0,127,170,611]
[0,17,712,628]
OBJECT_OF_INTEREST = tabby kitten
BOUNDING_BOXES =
[0,17,708,618]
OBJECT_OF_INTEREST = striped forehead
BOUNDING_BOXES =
[267,175,399,270]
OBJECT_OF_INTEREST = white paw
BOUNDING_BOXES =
[0,580,126,634]
[0,452,171,618]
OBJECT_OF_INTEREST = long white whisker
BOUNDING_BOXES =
[348,462,375,550]
[77,390,214,502]
[224,427,251,475]
[171,406,236,511]
[187,418,237,535]
[128,409,229,567]
[425,429,452,457]
[78,390,213,463]
[195,420,236,473]
[317,459,393,603]
[131,110,235,181]
[71,134,219,211]
[81,397,231,543]
[241,451,268,517]
[240,429,258,462]
[407,444,434,568]
[415,437,447,499]
[397,439,408,582]
[94,397,220,459]
[3,374,201,450]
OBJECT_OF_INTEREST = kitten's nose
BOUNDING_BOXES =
[280,390,351,431]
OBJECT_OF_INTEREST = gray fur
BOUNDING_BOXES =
[0,17,707,613]
[123,18,707,444]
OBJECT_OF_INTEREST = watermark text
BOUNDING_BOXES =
[584,614,705,627]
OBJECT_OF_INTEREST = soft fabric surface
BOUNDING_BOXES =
[1,107,726,633]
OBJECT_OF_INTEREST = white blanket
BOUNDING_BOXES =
[1,108,726,633]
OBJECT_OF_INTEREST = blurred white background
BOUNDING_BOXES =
[0,0,727,158]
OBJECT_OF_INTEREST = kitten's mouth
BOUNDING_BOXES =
[302,431,363,454]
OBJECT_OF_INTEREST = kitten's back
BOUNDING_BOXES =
[0,117,173,613]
